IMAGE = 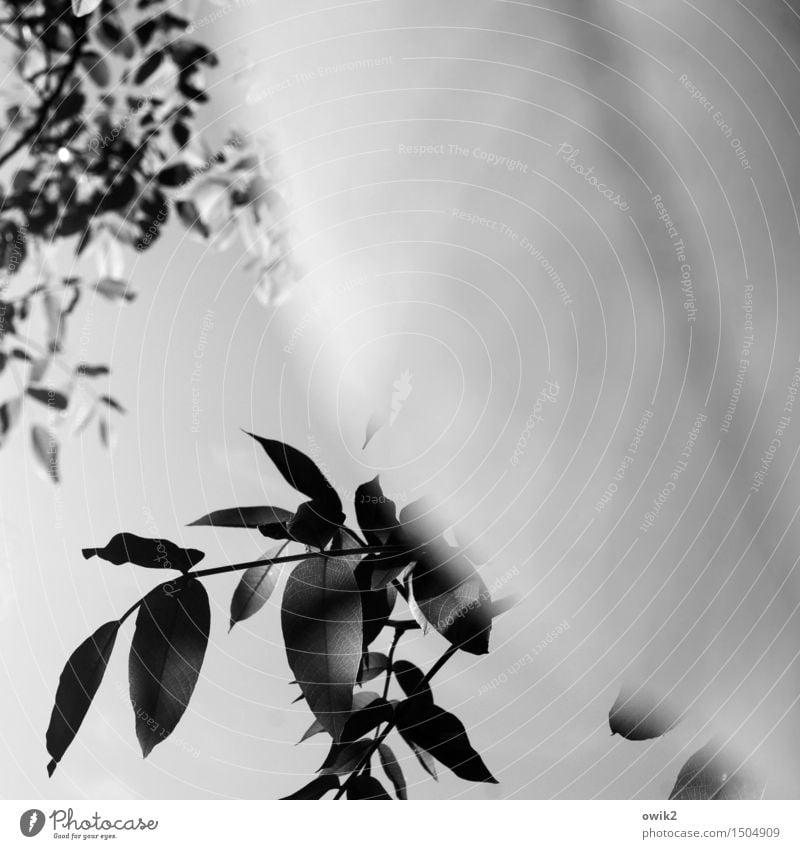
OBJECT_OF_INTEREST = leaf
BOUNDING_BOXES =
[297,691,381,744]
[134,50,164,85]
[229,546,282,630]
[285,498,345,548]
[82,533,204,572]
[669,741,754,800]
[407,739,438,780]
[391,660,432,704]
[0,396,22,447]
[608,686,680,741]
[31,425,59,483]
[347,776,391,799]
[188,505,292,528]
[45,620,119,776]
[95,277,135,301]
[340,696,393,744]
[51,91,85,123]
[378,743,407,799]
[281,557,363,741]
[244,432,341,509]
[26,387,69,411]
[99,395,125,413]
[409,545,493,655]
[396,700,497,784]
[281,775,339,800]
[318,739,373,775]
[357,652,389,684]
[355,476,398,546]
[129,578,210,757]
[355,558,397,648]
[75,364,110,377]
[71,0,101,16]
[80,51,110,87]
[157,163,192,187]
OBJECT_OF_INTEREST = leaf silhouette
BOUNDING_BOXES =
[281,775,339,800]
[297,691,380,744]
[608,686,680,741]
[281,557,363,741]
[669,741,755,800]
[378,743,408,799]
[27,387,69,411]
[285,498,345,548]
[340,697,393,743]
[31,424,59,483]
[409,545,493,655]
[188,505,292,528]
[396,700,497,784]
[244,431,341,509]
[229,545,283,630]
[82,533,204,572]
[129,578,210,757]
[357,652,390,684]
[318,739,373,776]
[355,476,398,545]
[45,621,119,776]
[391,660,432,704]
[0,396,22,447]
[347,775,392,799]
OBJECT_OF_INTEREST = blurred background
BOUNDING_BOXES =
[3,0,800,799]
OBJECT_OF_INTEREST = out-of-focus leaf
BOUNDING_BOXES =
[45,620,119,776]
[157,163,192,187]
[355,476,398,546]
[396,699,497,784]
[95,277,135,301]
[188,505,292,528]
[281,557,362,741]
[32,425,59,483]
[378,743,407,799]
[608,687,680,741]
[669,741,756,800]
[392,660,432,704]
[71,0,101,16]
[281,775,339,800]
[51,91,85,123]
[80,51,111,87]
[129,578,210,757]
[229,545,283,631]
[341,697,393,744]
[26,387,69,411]
[99,395,125,413]
[134,50,164,85]
[347,776,391,799]
[357,652,389,684]
[0,396,22,447]
[82,533,204,572]
[318,739,373,776]
[75,364,110,377]
[410,545,493,655]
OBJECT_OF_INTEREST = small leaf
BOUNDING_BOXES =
[134,50,164,85]
[281,557,363,742]
[75,364,110,377]
[407,739,438,780]
[27,387,69,411]
[391,660,432,704]
[608,686,680,741]
[378,743,407,799]
[362,410,387,449]
[281,775,339,800]
[396,700,497,784]
[82,533,204,572]
[318,739,373,776]
[95,277,135,301]
[229,545,283,630]
[340,696,393,744]
[285,498,345,548]
[357,652,389,684]
[347,775,391,799]
[99,395,125,413]
[80,51,111,87]
[355,476,398,546]
[45,621,119,776]
[157,163,192,187]
[0,396,22,447]
[129,578,210,757]
[188,505,292,528]
[31,425,59,483]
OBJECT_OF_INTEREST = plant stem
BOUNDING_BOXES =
[334,642,460,799]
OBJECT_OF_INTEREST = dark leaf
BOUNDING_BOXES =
[347,776,391,799]
[391,660,432,704]
[355,558,397,648]
[229,545,283,630]
[45,620,119,776]
[281,557,362,741]
[285,498,345,548]
[99,395,125,413]
[27,387,69,411]
[608,687,680,741]
[134,50,164,85]
[357,652,389,684]
[82,533,204,572]
[0,396,22,446]
[188,505,292,528]
[396,700,497,784]
[95,277,135,301]
[129,578,210,757]
[172,121,190,148]
[75,364,110,377]
[51,91,85,124]
[355,476,398,546]
[244,431,341,509]
[297,691,380,744]
[31,425,59,483]
[341,697,393,744]
[378,743,407,799]
[156,163,192,187]
[281,775,339,800]
[318,739,373,776]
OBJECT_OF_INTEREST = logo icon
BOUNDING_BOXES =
[19,809,45,837]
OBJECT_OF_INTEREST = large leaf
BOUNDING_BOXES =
[396,700,497,784]
[355,476,398,545]
[244,432,341,510]
[129,579,210,757]
[347,776,392,799]
[669,741,755,800]
[188,505,292,528]
[45,621,119,776]
[82,533,204,572]
[229,546,282,631]
[281,557,363,741]
[281,775,339,800]
[608,687,679,741]
[378,743,408,799]
[409,545,493,654]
